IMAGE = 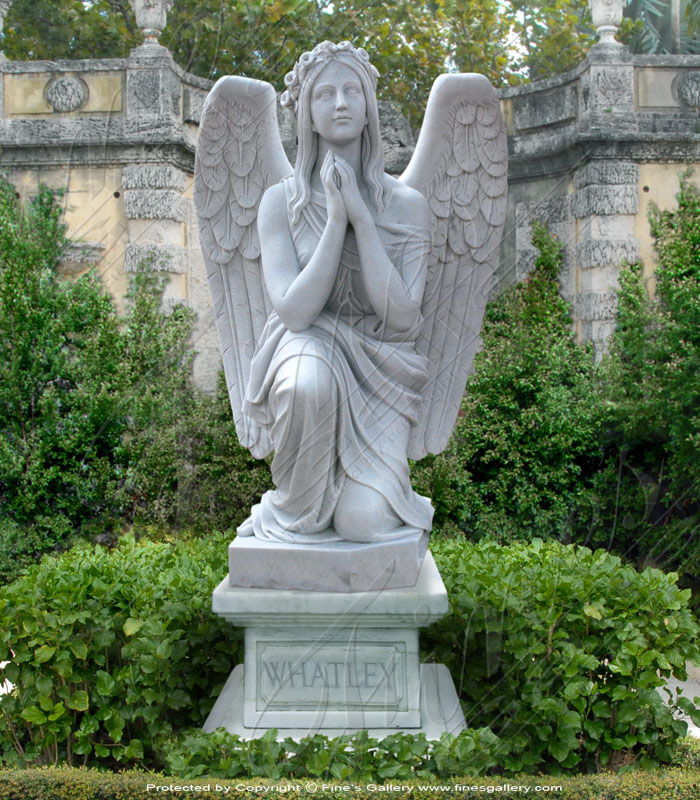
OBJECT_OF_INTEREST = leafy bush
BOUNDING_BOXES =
[424,536,700,774]
[162,726,506,781]
[0,533,239,768]
[0,179,271,581]
[0,180,122,556]
[584,174,700,577]
[412,223,602,541]
[560,173,700,601]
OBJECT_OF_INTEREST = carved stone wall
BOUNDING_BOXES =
[0,44,698,386]
[500,46,700,357]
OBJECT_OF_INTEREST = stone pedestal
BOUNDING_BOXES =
[206,550,465,738]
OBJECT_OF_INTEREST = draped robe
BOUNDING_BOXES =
[240,178,434,543]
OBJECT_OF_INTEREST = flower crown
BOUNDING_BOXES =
[280,41,379,118]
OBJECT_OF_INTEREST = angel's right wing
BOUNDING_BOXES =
[194,76,292,458]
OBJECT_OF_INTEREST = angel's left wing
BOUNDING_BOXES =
[402,73,507,460]
[194,76,292,458]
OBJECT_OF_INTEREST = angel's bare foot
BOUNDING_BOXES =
[237,516,255,537]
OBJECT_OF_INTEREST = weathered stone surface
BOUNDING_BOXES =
[183,86,207,123]
[57,241,106,274]
[124,188,186,221]
[637,68,681,109]
[46,76,89,113]
[591,65,634,112]
[574,161,639,189]
[122,163,188,191]
[512,84,578,132]
[574,290,619,321]
[676,71,700,109]
[572,184,638,218]
[124,242,186,273]
[578,238,638,268]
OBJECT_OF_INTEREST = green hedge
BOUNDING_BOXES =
[425,537,700,773]
[2,767,700,800]
[0,533,240,768]
[2,535,698,776]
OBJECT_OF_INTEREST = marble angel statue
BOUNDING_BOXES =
[194,41,507,546]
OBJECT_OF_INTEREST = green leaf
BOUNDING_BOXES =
[548,740,570,762]
[48,702,66,721]
[34,645,56,663]
[123,618,144,637]
[69,641,88,660]
[21,706,47,725]
[66,690,89,712]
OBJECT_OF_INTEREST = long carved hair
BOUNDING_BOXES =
[280,42,392,228]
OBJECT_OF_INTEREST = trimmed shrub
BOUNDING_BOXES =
[2,767,700,799]
[0,533,240,769]
[424,537,700,774]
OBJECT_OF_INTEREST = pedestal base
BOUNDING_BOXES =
[208,550,465,738]
[204,663,465,740]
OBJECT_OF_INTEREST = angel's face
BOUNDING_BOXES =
[309,61,367,146]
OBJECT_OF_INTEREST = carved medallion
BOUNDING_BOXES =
[130,71,160,110]
[676,71,700,110]
[46,77,88,113]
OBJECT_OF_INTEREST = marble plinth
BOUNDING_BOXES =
[228,531,429,592]
[208,551,465,736]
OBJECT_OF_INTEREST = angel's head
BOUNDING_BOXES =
[281,41,391,225]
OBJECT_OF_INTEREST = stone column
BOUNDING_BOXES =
[572,162,639,354]
[573,45,639,356]
[123,164,188,307]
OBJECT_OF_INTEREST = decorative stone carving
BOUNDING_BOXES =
[129,70,160,110]
[45,76,89,113]
[589,0,624,45]
[124,188,185,221]
[124,242,186,273]
[129,0,173,45]
[194,41,507,576]
[676,71,700,110]
[57,241,106,274]
[122,163,187,191]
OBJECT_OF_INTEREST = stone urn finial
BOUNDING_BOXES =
[589,0,625,45]
[129,0,174,46]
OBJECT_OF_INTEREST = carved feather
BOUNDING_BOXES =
[401,73,508,459]
[194,76,292,456]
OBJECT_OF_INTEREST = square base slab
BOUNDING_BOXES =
[213,550,448,628]
[228,531,429,592]
[204,663,466,740]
